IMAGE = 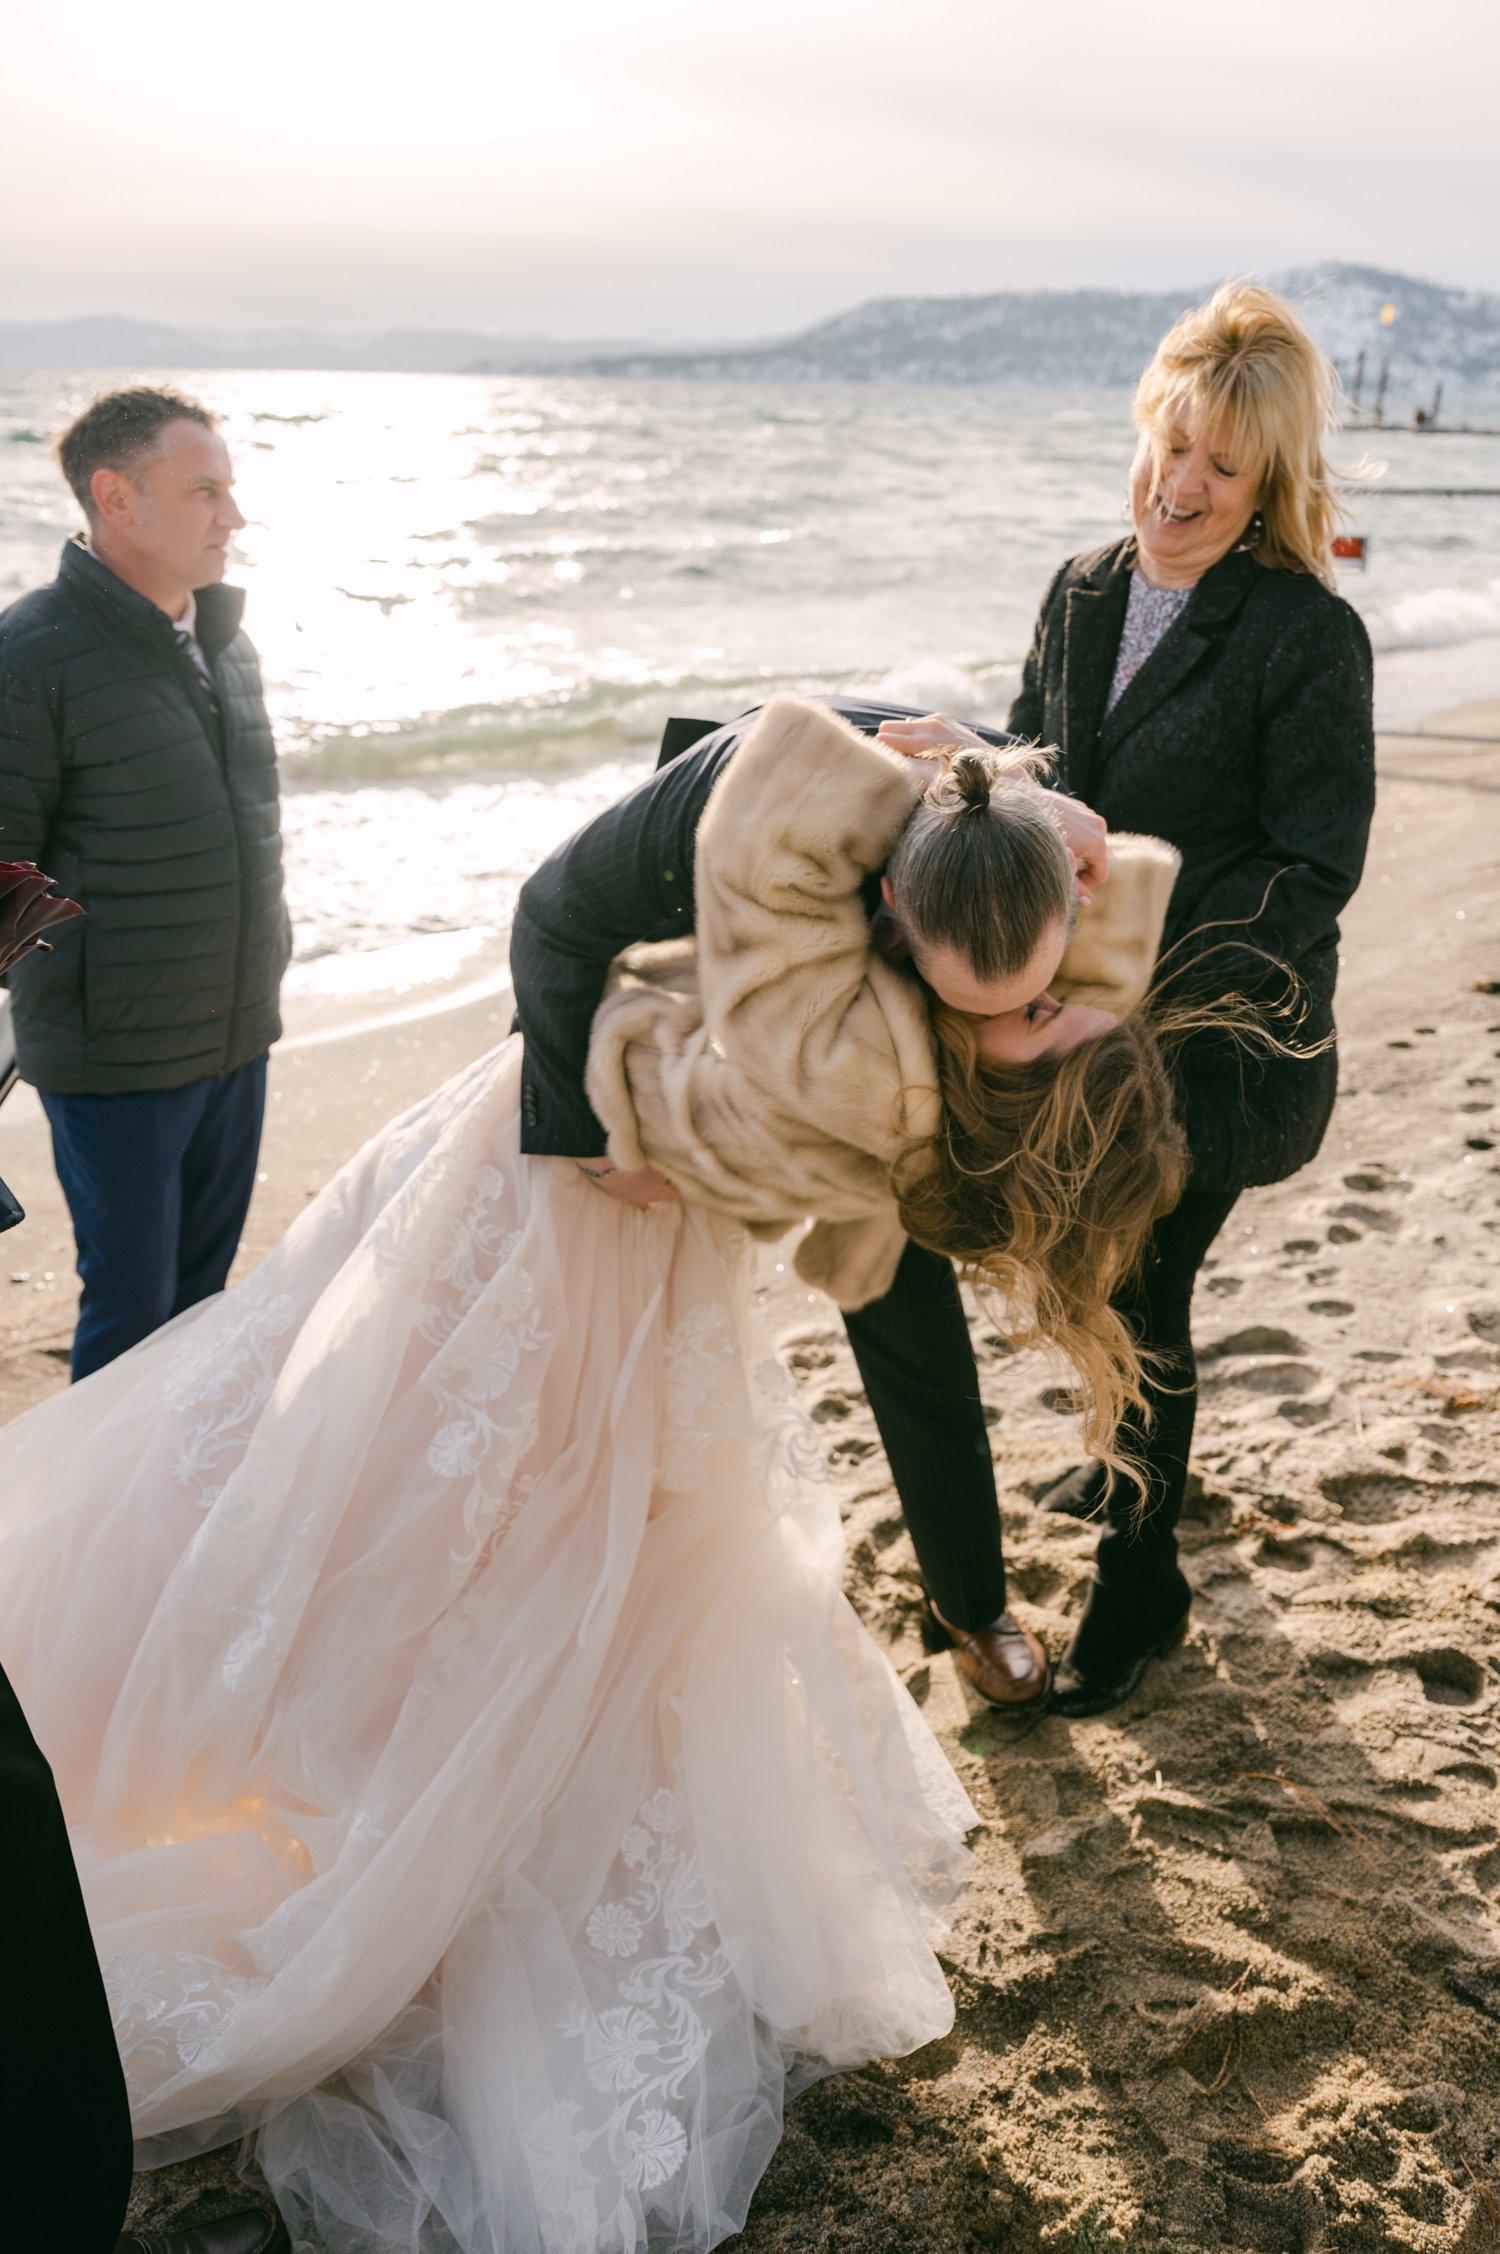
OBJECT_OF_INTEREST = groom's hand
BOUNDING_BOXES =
[576,1159,680,1208]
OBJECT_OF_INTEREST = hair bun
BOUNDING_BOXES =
[946,749,995,813]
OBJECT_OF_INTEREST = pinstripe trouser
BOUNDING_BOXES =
[842,1239,1006,1631]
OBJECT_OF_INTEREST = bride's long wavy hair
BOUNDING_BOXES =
[893,955,1310,1478]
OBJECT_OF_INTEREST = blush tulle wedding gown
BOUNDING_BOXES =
[0,1036,973,2253]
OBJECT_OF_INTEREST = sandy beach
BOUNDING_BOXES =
[3,712,1498,2253]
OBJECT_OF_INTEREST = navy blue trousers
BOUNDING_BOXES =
[41,1056,268,1383]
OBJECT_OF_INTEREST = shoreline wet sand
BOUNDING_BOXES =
[3,712,1498,2251]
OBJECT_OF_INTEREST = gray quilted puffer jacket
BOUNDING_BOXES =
[0,540,290,1094]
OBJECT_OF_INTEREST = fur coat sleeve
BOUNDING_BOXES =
[586,697,936,1306]
[1052,833,1181,1016]
[584,697,1180,1309]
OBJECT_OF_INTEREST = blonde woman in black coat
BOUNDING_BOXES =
[886,281,1376,1715]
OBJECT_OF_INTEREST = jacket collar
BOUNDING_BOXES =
[58,537,246,660]
[1066,540,1264,787]
[1058,539,1132,799]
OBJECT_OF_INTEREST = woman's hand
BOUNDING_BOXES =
[875,718,1109,903]
[875,713,990,764]
[575,1159,679,1208]
[1045,795,1109,905]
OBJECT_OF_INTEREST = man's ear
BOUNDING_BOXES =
[89,465,134,529]
[880,874,896,910]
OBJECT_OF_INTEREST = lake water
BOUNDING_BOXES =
[4,369,1498,1001]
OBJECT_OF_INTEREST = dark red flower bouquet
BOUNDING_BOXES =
[0,860,83,979]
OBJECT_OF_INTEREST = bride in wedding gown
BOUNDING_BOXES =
[0,703,987,2254]
[1,1026,972,2253]
[0,699,1181,2253]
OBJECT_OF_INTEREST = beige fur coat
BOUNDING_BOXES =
[585,697,1179,1309]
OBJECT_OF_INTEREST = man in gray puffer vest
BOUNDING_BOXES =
[0,387,290,1380]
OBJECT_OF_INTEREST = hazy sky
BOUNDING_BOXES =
[6,0,1497,339]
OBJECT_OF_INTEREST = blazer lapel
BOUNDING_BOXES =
[1095,546,1262,767]
[1060,545,1131,799]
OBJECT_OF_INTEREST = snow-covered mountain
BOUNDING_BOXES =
[0,314,640,374]
[582,265,1500,398]
[2,268,1495,395]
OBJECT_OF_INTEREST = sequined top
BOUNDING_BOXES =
[1105,570,1193,713]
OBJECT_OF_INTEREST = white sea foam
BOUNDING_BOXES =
[1372,578,1500,653]
[283,926,493,1000]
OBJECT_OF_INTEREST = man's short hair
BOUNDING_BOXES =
[56,387,219,518]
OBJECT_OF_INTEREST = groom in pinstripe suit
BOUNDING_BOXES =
[510,698,1103,1715]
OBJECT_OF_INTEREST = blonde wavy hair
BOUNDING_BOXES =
[892,963,1311,1478]
[1134,281,1349,587]
[894,1005,1188,1478]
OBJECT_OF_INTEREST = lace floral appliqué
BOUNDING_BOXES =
[162,1270,297,1508]
[412,1167,550,1584]
[659,1303,750,1492]
[524,1788,730,2242]
[106,1945,260,2097]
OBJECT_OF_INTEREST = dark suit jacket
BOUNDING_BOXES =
[1008,538,1376,1188]
[509,699,1020,1158]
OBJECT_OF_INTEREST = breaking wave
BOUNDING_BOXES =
[1371,578,1500,654]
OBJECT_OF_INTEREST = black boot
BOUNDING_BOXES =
[1038,1461,1108,1519]
[1050,1572,1190,1718]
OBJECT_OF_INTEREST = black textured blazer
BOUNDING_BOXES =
[0,541,290,1095]
[1008,538,1376,1189]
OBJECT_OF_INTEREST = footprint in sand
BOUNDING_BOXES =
[809,1389,864,1424]
[1308,1298,1356,1317]
[1408,1648,1488,1707]
[1201,1325,1307,1358]
[1437,1760,1496,1787]
[1331,1200,1403,1236]
[784,1330,839,1378]
[1210,1361,1320,1395]
[1342,1168,1411,1196]
[827,1434,878,1466]
[1318,1468,1424,1522]
[1204,1273,1244,1296]
[1037,1385,1082,1415]
[1199,1328,1326,1420]
[1254,1529,1350,1573]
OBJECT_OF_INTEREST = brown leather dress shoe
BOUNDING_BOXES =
[929,1602,1051,1711]
[115,2207,290,2254]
